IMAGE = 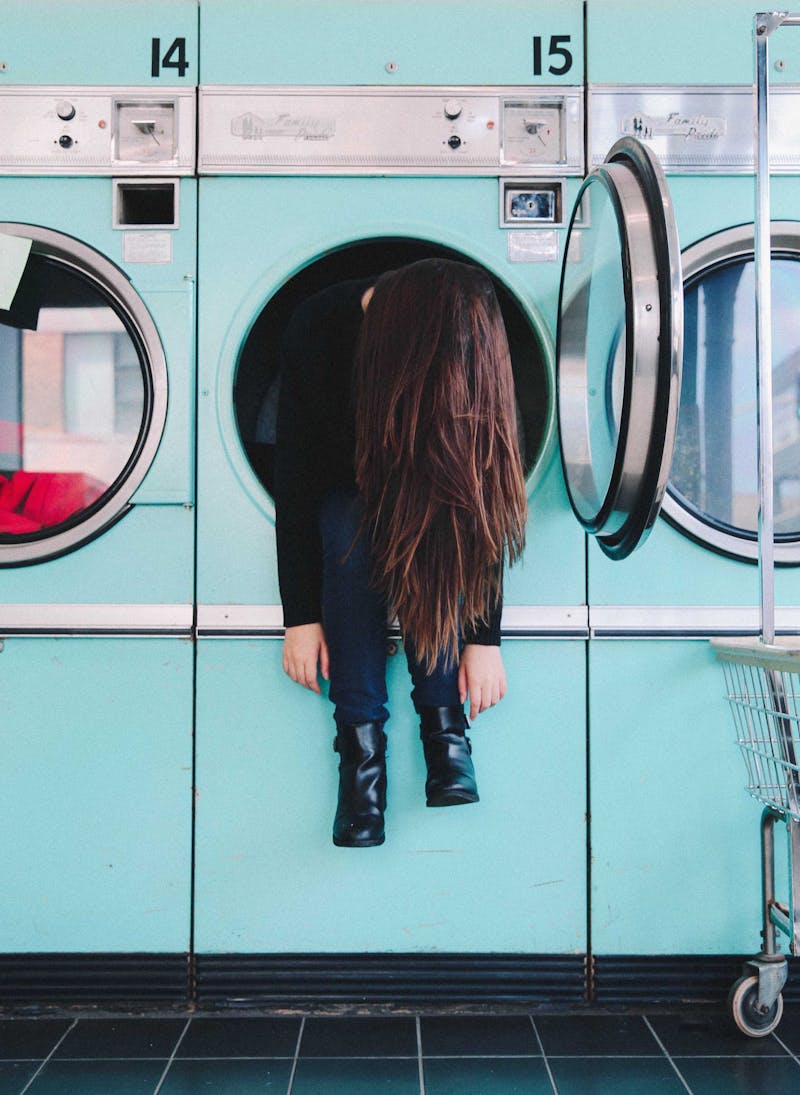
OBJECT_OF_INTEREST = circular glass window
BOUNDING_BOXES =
[0,225,166,566]
[558,175,628,529]
[663,223,800,563]
[233,238,552,496]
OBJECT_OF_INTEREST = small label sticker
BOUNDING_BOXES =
[122,231,173,265]
[507,230,559,264]
[0,232,32,309]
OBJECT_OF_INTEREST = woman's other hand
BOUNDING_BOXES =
[283,623,330,694]
[458,644,507,720]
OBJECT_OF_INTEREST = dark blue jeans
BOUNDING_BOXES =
[319,488,461,727]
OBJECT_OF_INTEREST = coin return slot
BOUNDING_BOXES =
[113,180,178,228]
[500,181,564,228]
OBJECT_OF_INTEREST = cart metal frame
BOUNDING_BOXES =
[711,10,800,1038]
[713,638,800,1033]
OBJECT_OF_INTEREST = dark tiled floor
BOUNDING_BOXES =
[2,1010,800,1093]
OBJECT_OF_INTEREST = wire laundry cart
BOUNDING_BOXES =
[711,11,800,1038]
[712,638,800,1036]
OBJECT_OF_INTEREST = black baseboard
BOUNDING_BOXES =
[592,954,800,1006]
[0,954,190,1009]
[1,952,798,1011]
[194,953,587,1008]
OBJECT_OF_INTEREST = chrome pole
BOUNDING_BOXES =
[754,11,800,644]
[754,13,782,645]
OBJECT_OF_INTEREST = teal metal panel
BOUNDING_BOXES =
[503,458,585,607]
[0,177,198,295]
[196,174,586,609]
[587,0,800,86]
[0,504,194,605]
[129,287,196,505]
[588,523,762,609]
[194,638,587,954]
[200,0,584,87]
[0,636,192,952]
[0,0,198,87]
[590,640,768,954]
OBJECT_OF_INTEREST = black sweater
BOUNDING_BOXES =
[273,279,501,646]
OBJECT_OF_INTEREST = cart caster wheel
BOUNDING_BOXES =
[728,974,784,1037]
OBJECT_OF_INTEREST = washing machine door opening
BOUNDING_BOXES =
[0,225,167,566]
[557,137,683,560]
[232,238,553,498]
[663,222,800,564]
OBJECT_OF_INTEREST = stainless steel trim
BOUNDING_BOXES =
[755,16,777,642]
[590,604,800,637]
[0,86,195,176]
[500,605,588,635]
[198,605,284,634]
[0,224,168,566]
[198,85,583,177]
[663,221,800,565]
[197,604,589,637]
[589,84,800,174]
[0,603,192,634]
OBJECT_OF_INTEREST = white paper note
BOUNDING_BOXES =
[0,233,33,310]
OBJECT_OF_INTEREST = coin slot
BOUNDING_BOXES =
[500,181,564,228]
[113,180,178,228]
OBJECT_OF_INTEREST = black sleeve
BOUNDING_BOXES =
[463,562,503,646]
[273,304,328,628]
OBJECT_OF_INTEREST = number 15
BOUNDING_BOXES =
[532,34,573,77]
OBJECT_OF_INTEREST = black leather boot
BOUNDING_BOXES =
[419,705,479,807]
[332,721,387,847]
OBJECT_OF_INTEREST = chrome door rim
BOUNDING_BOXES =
[557,136,683,559]
[663,220,800,564]
[0,223,167,565]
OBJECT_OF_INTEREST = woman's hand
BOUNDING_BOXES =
[283,623,330,694]
[458,644,507,720]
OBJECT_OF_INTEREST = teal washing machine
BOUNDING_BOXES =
[579,0,800,998]
[194,0,596,998]
[0,0,197,983]
[195,0,693,1004]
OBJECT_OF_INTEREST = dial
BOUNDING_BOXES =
[56,100,75,121]
[444,98,463,120]
[115,100,177,163]
[502,100,566,165]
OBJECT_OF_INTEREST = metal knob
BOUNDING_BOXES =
[56,100,76,121]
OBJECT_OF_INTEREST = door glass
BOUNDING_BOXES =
[559,176,627,525]
[234,238,553,495]
[670,255,800,538]
[0,254,145,538]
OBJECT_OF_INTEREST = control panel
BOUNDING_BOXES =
[199,86,583,175]
[590,86,800,173]
[0,87,196,175]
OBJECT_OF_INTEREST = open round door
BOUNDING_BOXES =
[556,137,682,559]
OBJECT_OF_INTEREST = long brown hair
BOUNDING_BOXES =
[353,258,528,671]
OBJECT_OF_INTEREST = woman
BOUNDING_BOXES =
[274,258,527,847]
